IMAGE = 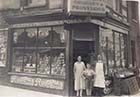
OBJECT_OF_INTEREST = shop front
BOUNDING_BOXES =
[7,21,100,96]
[8,23,70,95]
[6,18,139,96]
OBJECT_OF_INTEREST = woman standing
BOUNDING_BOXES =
[94,55,105,96]
[74,56,86,97]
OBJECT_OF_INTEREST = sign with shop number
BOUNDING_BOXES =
[67,0,106,16]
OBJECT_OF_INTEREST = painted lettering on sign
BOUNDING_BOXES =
[10,76,64,90]
[67,0,106,15]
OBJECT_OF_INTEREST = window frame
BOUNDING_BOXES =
[11,26,67,77]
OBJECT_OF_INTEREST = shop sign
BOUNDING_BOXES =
[67,0,106,16]
[11,75,64,90]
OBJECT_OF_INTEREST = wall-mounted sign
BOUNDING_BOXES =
[10,75,64,90]
[67,0,106,16]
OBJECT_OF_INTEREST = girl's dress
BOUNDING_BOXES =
[83,69,95,90]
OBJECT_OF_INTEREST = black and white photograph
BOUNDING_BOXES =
[0,0,140,97]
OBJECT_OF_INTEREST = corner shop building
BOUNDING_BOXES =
[0,0,139,96]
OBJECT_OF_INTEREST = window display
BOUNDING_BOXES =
[13,29,25,47]
[100,28,114,75]
[51,50,66,76]
[52,26,66,47]
[23,50,37,73]
[37,49,51,74]
[120,34,127,67]
[100,27,127,75]
[115,33,120,67]
[38,27,51,47]
[12,49,24,72]
[26,28,37,47]
[12,26,66,77]
[0,30,7,67]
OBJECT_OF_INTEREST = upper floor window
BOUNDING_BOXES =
[21,0,46,7]
[115,0,122,14]
[131,1,138,20]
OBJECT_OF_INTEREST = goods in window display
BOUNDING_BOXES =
[37,55,50,74]
[0,31,7,67]
[51,52,66,76]
[24,53,36,73]
[12,26,66,76]
[13,52,23,72]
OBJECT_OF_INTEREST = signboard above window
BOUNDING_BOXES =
[67,0,106,16]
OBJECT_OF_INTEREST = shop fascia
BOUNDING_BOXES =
[67,0,106,16]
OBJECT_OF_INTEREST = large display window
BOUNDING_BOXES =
[12,26,66,77]
[100,28,127,75]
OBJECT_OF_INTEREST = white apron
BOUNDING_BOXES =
[94,62,105,88]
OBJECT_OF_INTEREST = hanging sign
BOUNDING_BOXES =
[67,0,106,16]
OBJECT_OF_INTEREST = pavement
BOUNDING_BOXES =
[0,85,140,97]
[0,85,63,97]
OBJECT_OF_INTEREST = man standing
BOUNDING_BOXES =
[94,55,105,96]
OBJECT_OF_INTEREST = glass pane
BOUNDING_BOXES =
[23,50,37,73]
[115,33,120,67]
[0,30,7,67]
[12,49,24,72]
[51,49,66,76]
[120,34,126,67]
[37,49,51,74]
[13,29,25,47]
[25,28,37,47]
[108,32,114,68]
[38,27,51,47]
[52,26,66,47]
[100,28,114,75]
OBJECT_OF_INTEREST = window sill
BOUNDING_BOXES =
[8,72,65,80]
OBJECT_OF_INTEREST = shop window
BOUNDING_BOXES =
[51,49,65,76]
[131,41,136,66]
[37,49,51,74]
[12,49,24,72]
[100,28,127,75]
[115,33,121,67]
[120,34,127,67]
[25,28,37,47]
[13,29,25,47]
[0,30,7,67]
[23,50,37,73]
[38,27,51,47]
[100,28,114,75]
[52,26,66,47]
[51,26,66,76]
[12,26,66,76]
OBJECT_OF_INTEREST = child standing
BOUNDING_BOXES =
[83,63,96,96]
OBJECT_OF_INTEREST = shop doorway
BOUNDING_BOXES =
[73,40,95,64]
[72,40,95,96]
[69,23,99,96]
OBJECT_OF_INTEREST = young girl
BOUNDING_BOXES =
[83,63,95,96]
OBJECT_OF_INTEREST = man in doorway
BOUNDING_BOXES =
[74,56,86,97]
